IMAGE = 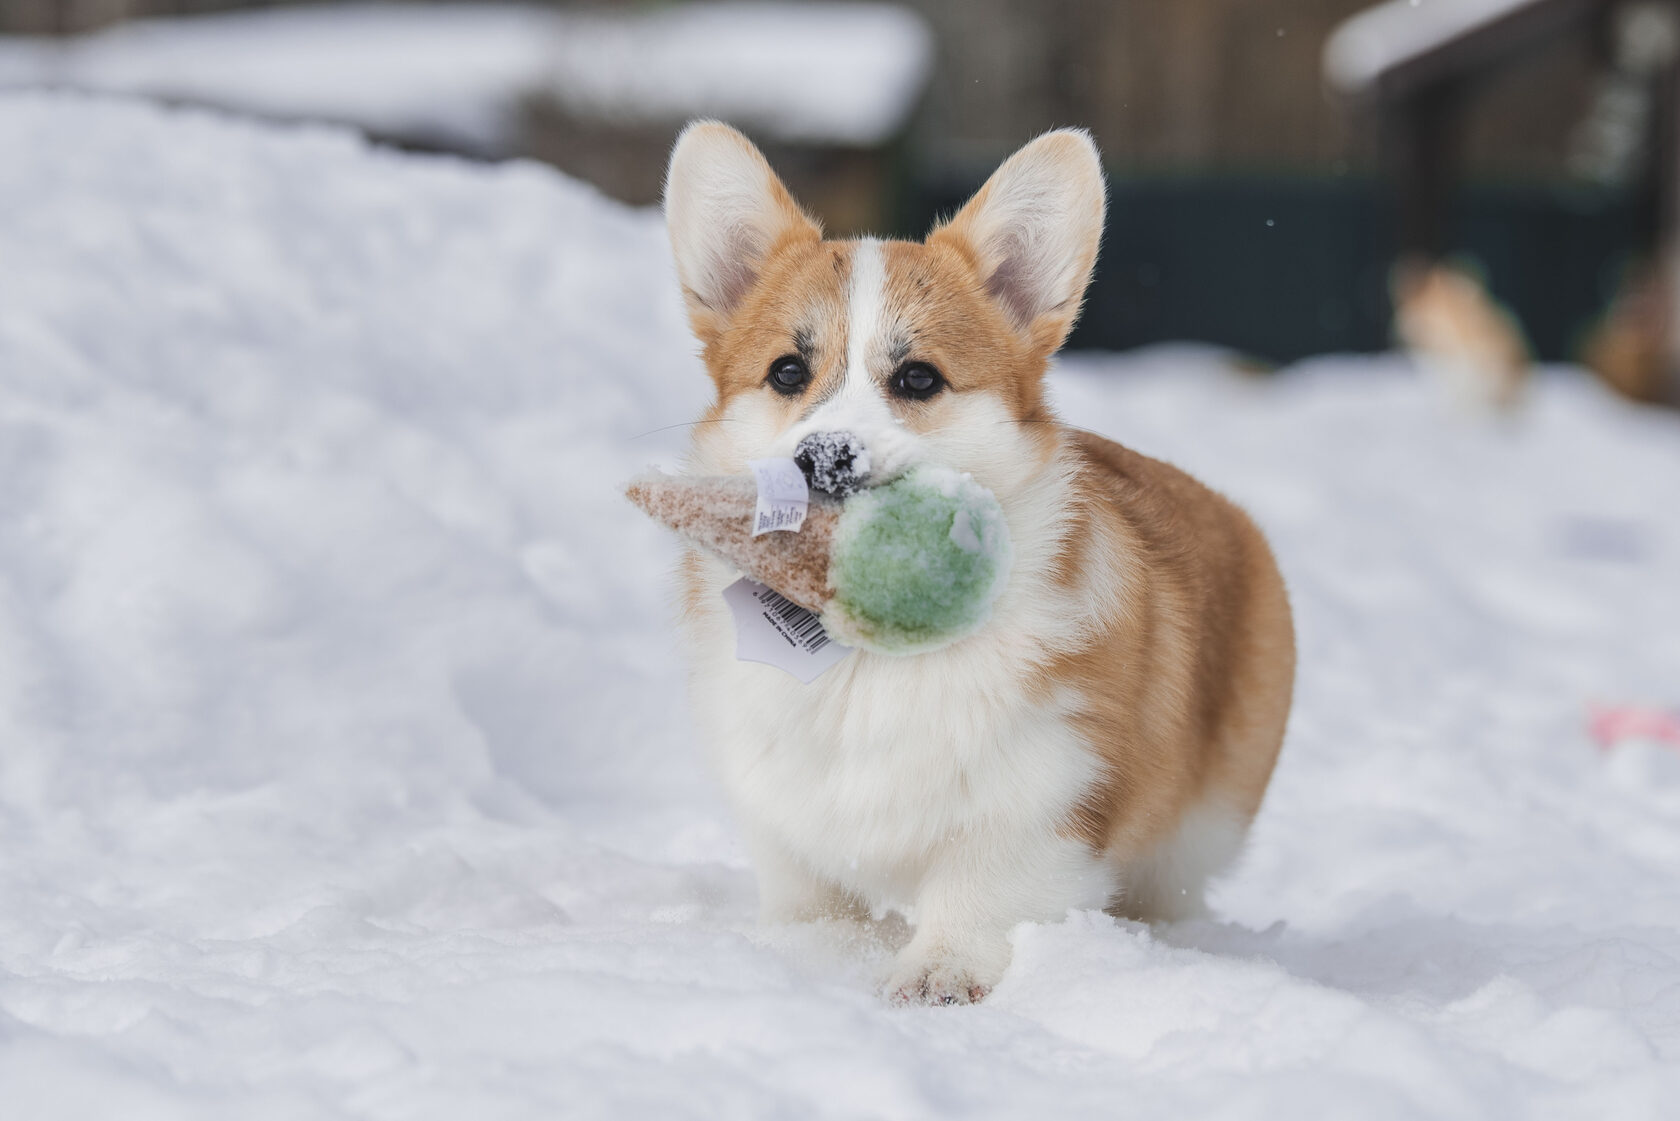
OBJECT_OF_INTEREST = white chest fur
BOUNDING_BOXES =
[679,419,1128,917]
[685,545,1116,921]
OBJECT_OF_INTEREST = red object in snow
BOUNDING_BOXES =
[1589,703,1680,751]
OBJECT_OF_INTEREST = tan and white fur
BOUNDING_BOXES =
[663,122,1295,1005]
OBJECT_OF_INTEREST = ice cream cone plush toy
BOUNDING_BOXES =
[627,465,1011,655]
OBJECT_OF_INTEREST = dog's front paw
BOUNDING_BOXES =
[884,958,993,1006]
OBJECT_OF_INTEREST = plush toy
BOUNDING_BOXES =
[627,465,1011,655]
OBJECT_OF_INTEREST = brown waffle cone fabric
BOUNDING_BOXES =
[626,473,841,613]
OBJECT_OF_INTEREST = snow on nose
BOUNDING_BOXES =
[794,431,871,497]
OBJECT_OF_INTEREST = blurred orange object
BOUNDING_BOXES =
[1392,258,1529,411]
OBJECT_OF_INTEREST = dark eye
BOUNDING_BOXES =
[890,361,944,400]
[767,355,809,395]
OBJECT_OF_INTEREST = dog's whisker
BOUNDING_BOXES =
[628,418,747,441]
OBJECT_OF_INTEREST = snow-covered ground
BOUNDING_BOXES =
[3,94,1680,1119]
[0,3,931,155]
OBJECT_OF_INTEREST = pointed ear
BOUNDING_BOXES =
[928,129,1106,354]
[663,121,821,343]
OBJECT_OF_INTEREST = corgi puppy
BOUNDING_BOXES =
[662,122,1295,1004]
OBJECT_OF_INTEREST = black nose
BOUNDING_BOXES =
[793,431,868,498]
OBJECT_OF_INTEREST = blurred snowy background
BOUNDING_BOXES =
[9,0,1680,393]
[1,2,1679,1118]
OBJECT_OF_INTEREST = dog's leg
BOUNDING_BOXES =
[746,830,868,925]
[1111,799,1248,923]
[884,831,1110,1005]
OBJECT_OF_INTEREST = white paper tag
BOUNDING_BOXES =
[723,578,852,683]
[747,457,809,536]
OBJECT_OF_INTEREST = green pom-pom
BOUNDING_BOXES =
[824,465,1011,654]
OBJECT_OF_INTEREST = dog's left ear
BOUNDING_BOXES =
[664,121,822,345]
[928,129,1106,355]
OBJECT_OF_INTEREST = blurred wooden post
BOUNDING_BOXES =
[1384,84,1463,260]
[1644,6,1680,252]
[1331,0,1610,257]
[1635,1,1680,400]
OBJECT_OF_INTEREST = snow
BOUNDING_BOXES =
[0,3,932,153]
[0,4,556,154]
[794,429,870,498]
[1325,0,1538,95]
[4,92,1680,1118]
[545,2,932,145]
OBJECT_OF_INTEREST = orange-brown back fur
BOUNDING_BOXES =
[1052,432,1294,913]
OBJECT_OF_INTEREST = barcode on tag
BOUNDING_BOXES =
[757,587,834,653]
[747,457,809,536]
[723,578,853,683]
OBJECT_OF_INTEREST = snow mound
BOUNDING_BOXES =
[3,93,1680,1118]
[0,4,556,154]
[0,2,933,153]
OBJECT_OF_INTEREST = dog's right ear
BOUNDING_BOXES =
[664,121,821,345]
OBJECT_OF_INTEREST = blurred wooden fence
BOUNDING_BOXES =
[3,0,1604,182]
[910,0,1600,180]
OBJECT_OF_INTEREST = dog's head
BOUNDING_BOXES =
[664,122,1104,501]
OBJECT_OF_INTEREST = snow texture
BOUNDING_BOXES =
[4,93,1680,1119]
[0,2,932,154]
